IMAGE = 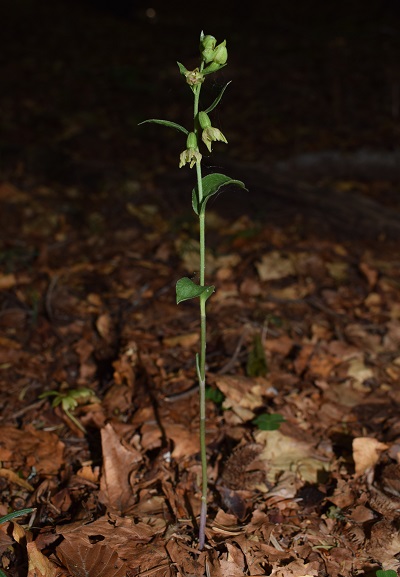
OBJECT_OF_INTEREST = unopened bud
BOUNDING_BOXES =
[213,40,227,65]
[200,35,216,51]
[198,111,211,130]
[186,132,198,149]
[200,34,217,63]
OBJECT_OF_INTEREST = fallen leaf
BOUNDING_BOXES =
[27,541,58,577]
[256,251,296,281]
[352,437,388,477]
[58,536,128,577]
[99,423,142,514]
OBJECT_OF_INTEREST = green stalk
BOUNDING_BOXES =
[193,69,208,551]
[141,34,241,552]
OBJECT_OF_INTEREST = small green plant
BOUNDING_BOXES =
[39,386,98,433]
[376,571,397,577]
[252,413,286,431]
[0,508,35,525]
[140,32,246,549]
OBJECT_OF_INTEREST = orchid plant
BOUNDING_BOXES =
[140,32,246,550]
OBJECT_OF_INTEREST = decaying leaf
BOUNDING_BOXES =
[99,423,142,514]
[58,536,128,577]
[352,437,388,477]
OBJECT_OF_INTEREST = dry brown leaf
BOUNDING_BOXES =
[163,332,199,348]
[166,538,205,577]
[58,536,128,577]
[256,429,330,484]
[346,355,374,385]
[99,423,142,514]
[27,541,59,577]
[0,273,19,290]
[112,342,137,389]
[256,251,296,281]
[220,542,246,577]
[216,375,265,419]
[359,261,378,287]
[0,525,14,555]
[352,437,388,477]
[0,467,34,491]
[271,558,319,577]
[96,312,114,342]
[0,426,64,475]
[163,423,199,459]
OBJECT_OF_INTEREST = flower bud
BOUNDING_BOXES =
[200,35,217,63]
[200,35,216,51]
[198,111,211,130]
[213,40,227,65]
[186,131,198,149]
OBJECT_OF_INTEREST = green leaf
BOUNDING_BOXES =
[192,173,247,215]
[177,61,188,76]
[376,571,398,577]
[205,386,225,405]
[204,81,231,114]
[252,413,285,431]
[0,508,35,525]
[203,63,227,76]
[138,119,189,135]
[176,277,215,304]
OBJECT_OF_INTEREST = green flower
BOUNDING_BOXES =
[179,148,202,168]
[179,132,202,168]
[201,126,228,152]
[185,68,205,86]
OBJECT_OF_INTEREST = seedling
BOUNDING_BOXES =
[252,413,286,431]
[39,386,98,434]
[140,32,246,549]
[0,508,35,525]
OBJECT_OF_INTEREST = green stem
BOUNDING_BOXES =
[193,66,208,551]
[198,222,207,551]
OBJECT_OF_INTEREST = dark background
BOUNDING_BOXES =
[1,0,400,224]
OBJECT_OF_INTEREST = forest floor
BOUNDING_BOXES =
[1,1,400,576]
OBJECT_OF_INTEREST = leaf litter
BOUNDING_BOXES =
[1,175,400,577]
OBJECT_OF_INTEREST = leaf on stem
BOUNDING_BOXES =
[204,81,232,114]
[176,277,215,304]
[138,119,189,135]
[177,61,188,76]
[192,173,247,215]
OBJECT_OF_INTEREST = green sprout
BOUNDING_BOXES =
[252,413,286,431]
[140,31,246,550]
[0,508,35,525]
[39,386,98,434]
